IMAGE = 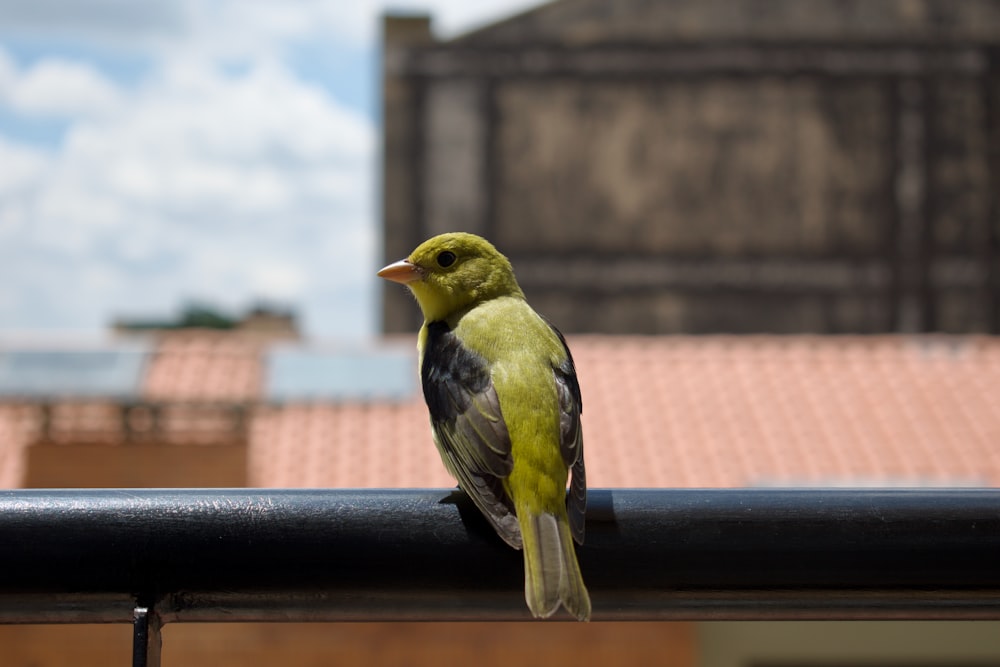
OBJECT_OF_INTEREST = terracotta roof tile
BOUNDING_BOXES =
[0,405,37,488]
[141,331,263,402]
[570,336,1000,487]
[248,403,451,488]
[3,335,1000,489]
[246,335,1000,489]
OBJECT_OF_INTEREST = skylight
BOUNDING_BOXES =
[265,345,416,402]
[0,343,151,399]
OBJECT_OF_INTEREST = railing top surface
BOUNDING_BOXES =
[1,488,999,622]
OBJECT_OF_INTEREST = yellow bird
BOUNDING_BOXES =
[378,232,591,620]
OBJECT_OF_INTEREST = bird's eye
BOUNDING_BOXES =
[436,251,457,268]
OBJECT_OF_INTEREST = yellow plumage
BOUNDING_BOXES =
[378,232,591,620]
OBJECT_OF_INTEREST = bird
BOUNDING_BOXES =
[378,232,591,621]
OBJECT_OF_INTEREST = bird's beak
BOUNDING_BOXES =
[377,259,423,285]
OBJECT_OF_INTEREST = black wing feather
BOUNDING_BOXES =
[547,321,587,545]
[422,320,520,547]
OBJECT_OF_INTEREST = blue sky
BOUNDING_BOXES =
[0,0,540,338]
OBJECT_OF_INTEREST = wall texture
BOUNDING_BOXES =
[382,0,1000,334]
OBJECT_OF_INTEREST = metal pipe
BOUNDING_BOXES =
[1,488,999,622]
[132,604,162,667]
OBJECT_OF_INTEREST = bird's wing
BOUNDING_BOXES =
[548,321,587,546]
[421,320,521,548]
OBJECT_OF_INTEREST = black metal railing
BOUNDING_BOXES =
[2,488,1000,666]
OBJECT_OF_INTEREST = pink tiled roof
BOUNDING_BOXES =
[249,403,452,488]
[3,334,999,489]
[141,331,263,402]
[570,336,1000,487]
[0,405,35,488]
[248,336,1000,489]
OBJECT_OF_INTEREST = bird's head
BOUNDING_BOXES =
[378,232,524,322]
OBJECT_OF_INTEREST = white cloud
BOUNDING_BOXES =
[0,1,544,338]
[7,58,122,116]
[179,2,372,56]
[0,134,48,192]
[0,1,186,44]
[0,1,546,53]
[0,1,378,57]
[250,261,309,299]
[0,46,14,87]
[1,55,375,336]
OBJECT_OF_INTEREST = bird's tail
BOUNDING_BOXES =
[519,510,591,621]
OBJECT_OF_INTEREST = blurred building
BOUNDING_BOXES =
[382,0,1000,335]
[113,302,300,338]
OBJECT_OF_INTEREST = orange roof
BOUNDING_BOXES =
[247,335,1000,489]
[141,331,263,402]
[0,405,34,488]
[570,336,1000,487]
[248,403,451,488]
[2,334,1000,489]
